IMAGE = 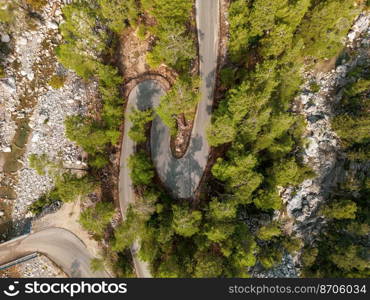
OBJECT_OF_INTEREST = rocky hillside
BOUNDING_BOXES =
[285,12,369,242]
[252,12,370,278]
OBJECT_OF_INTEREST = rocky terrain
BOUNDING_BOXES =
[11,74,91,232]
[276,13,369,277]
[0,1,95,276]
[285,13,369,240]
[0,1,62,153]
[0,254,66,278]
[252,13,370,278]
[18,254,67,278]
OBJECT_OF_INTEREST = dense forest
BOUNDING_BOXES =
[60,0,369,277]
[112,0,369,277]
[2,0,368,278]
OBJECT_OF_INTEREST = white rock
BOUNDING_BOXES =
[27,72,35,81]
[31,133,40,143]
[18,37,27,46]
[37,114,48,124]
[336,65,347,75]
[1,34,10,43]
[287,194,302,213]
[47,21,59,30]
[305,138,318,157]
[1,77,16,93]
[25,211,33,218]
[300,94,311,105]
[55,9,62,17]
[348,31,356,43]
[2,146,11,153]
[354,14,370,34]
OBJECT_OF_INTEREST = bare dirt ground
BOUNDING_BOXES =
[171,114,194,158]
[118,28,151,80]
[312,55,339,74]
[117,27,177,85]
[0,265,21,278]
[31,199,101,258]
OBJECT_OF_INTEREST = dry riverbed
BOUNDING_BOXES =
[0,0,103,277]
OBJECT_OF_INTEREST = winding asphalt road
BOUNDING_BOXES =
[118,0,219,277]
[151,0,219,198]
[0,0,219,280]
[0,228,107,277]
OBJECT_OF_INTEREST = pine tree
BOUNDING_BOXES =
[79,202,115,237]
[321,200,357,219]
[257,222,282,241]
[171,204,202,237]
[129,108,154,143]
[128,151,155,186]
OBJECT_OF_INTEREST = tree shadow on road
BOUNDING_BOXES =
[70,259,82,278]
[157,134,204,200]
[135,80,164,111]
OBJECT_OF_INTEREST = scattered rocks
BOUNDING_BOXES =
[252,254,298,278]
[17,254,67,278]
[348,14,370,44]
[284,13,370,240]
[1,34,10,43]
[0,0,94,277]
[47,21,59,31]
[12,74,91,231]
[266,13,370,278]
